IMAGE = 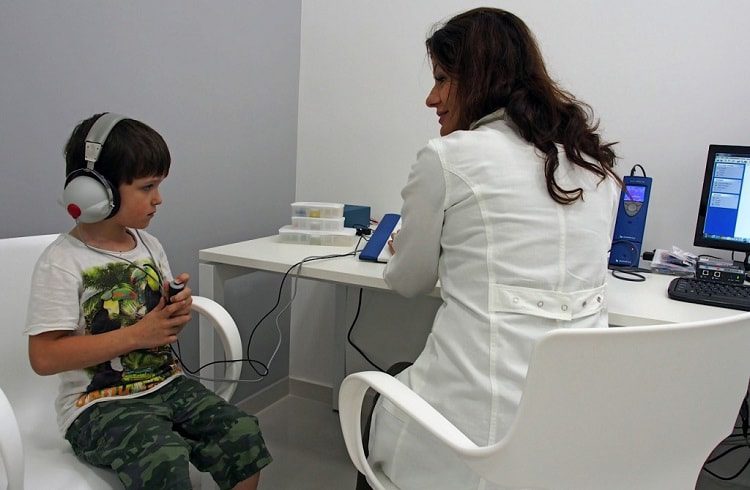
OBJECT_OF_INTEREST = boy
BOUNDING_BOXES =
[25,113,271,489]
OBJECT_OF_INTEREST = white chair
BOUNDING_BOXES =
[339,314,750,490]
[0,234,243,489]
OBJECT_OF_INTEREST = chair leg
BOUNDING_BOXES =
[354,361,413,489]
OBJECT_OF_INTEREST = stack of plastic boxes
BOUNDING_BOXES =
[278,202,357,246]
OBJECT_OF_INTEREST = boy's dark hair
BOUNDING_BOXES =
[426,8,620,204]
[64,113,170,188]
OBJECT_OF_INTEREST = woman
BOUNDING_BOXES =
[364,7,621,490]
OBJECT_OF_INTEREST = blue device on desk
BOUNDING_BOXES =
[360,213,401,262]
[609,171,652,268]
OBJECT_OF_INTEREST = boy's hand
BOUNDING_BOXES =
[165,273,193,318]
[131,297,191,349]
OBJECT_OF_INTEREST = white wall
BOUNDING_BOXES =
[5,0,749,396]
[0,1,302,401]
[292,0,750,385]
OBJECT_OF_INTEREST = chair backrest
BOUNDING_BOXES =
[0,235,60,436]
[464,313,750,489]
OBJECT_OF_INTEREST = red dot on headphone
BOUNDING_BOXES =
[67,203,82,219]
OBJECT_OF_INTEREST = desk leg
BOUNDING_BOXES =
[197,263,224,490]
[198,262,253,392]
[198,262,227,393]
[197,262,257,490]
[332,284,349,411]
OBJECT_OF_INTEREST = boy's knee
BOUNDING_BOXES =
[115,440,191,489]
[191,413,272,489]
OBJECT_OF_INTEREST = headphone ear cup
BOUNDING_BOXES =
[63,169,116,223]
[109,181,120,218]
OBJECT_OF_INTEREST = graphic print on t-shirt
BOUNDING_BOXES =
[76,259,180,407]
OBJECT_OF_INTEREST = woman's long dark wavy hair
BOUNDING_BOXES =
[426,7,620,204]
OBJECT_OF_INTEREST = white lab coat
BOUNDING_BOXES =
[368,110,620,489]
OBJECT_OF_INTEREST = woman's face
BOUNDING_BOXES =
[426,61,460,136]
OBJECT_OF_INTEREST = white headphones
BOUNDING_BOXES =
[62,113,127,223]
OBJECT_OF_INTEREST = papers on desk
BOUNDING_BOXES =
[650,247,696,276]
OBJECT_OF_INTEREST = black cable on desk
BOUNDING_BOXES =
[610,267,649,282]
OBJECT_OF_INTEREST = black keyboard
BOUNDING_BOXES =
[668,277,750,311]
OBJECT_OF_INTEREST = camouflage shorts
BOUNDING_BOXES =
[65,376,272,489]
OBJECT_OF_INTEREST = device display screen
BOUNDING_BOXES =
[624,185,646,203]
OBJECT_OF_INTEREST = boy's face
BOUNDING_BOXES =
[113,175,165,229]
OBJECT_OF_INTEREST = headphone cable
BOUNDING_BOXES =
[172,236,366,381]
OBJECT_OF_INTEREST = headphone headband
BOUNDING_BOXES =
[84,113,126,169]
[63,112,128,222]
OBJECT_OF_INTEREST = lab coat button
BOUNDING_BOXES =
[561,304,568,311]
[513,297,519,303]
[582,300,588,307]
[537,301,544,307]
[596,296,602,303]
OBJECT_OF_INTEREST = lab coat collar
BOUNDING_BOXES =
[469,108,506,130]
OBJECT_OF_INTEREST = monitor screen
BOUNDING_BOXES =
[694,144,750,253]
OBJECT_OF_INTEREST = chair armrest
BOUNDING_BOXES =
[338,371,479,490]
[0,386,24,489]
[191,296,243,402]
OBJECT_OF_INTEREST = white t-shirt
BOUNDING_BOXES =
[25,230,182,433]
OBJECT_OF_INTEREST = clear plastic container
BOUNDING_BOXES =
[291,216,345,231]
[278,225,356,246]
[291,202,345,219]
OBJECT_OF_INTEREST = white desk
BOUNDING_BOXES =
[199,235,739,406]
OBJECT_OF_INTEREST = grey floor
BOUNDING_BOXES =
[248,395,750,490]
[254,395,358,490]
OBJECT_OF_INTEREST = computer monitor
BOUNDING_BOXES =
[694,144,750,263]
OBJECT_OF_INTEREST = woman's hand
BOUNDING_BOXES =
[388,230,400,255]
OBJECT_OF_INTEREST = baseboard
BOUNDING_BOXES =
[236,377,333,413]
[236,377,290,414]
[289,377,332,404]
